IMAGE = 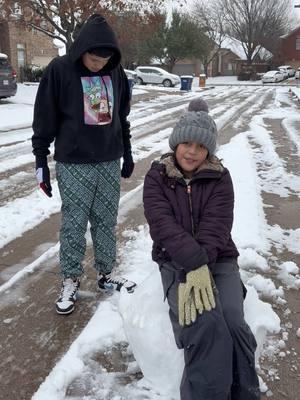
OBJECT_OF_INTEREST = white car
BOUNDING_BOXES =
[135,66,181,87]
[262,70,284,83]
[124,69,137,82]
[278,68,289,80]
[295,67,300,79]
[278,65,295,77]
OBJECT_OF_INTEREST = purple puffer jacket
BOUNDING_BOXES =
[143,153,239,273]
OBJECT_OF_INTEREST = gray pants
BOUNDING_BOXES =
[56,161,121,278]
[160,260,260,400]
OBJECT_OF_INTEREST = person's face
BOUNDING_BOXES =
[175,142,208,177]
[82,53,111,72]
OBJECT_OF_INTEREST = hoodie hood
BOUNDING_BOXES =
[69,14,121,72]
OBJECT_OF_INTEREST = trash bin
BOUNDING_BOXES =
[199,74,206,87]
[127,78,135,99]
[180,75,193,91]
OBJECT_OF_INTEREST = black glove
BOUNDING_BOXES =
[121,151,134,178]
[35,157,52,197]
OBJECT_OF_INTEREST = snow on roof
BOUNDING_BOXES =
[0,53,8,59]
[221,36,246,59]
[280,25,300,39]
[221,36,272,61]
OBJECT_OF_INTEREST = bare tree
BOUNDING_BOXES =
[191,1,227,75]
[1,0,166,50]
[217,0,293,64]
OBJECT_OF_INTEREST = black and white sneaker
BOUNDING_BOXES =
[56,277,80,315]
[97,272,136,293]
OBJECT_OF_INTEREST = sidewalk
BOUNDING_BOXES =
[192,75,299,88]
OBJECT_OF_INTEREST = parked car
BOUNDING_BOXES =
[277,67,289,80]
[135,66,181,87]
[124,69,137,98]
[278,65,295,78]
[262,70,284,83]
[0,53,17,99]
[124,68,137,83]
[295,67,300,79]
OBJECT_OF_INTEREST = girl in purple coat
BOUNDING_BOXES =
[143,99,260,400]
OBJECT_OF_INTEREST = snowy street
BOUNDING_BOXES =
[0,82,300,400]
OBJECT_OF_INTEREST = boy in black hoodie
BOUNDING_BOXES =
[32,14,136,315]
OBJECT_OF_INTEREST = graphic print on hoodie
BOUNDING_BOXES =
[81,75,114,125]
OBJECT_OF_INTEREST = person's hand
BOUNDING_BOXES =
[36,166,52,197]
[178,282,197,326]
[178,265,215,326]
[121,152,134,178]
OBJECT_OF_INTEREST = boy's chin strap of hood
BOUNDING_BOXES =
[69,13,121,71]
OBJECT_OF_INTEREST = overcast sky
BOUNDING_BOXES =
[181,0,300,22]
[294,0,300,21]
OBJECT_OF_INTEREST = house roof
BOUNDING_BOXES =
[280,25,300,39]
[221,37,245,59]
[221,36,272,61]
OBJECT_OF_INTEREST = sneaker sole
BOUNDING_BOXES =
[56,304,75,315]
[56,308,75,315]
[126,286,136,293]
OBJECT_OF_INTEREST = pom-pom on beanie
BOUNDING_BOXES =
[169,98,218,155]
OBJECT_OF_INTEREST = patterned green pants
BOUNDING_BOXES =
[56,161,121,278]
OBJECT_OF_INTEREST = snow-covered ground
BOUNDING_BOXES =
[1,82,300,399]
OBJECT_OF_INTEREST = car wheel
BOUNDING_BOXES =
[162,79,172,87]
[137,77,144,85]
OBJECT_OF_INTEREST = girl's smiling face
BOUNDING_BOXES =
[175,141,208,177]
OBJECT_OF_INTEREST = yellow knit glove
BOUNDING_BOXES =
[178,283,197,326]
[178,265,216,327]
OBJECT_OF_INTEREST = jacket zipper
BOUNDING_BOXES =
[186,184,195,236]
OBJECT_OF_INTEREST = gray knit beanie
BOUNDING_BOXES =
[169,98,217,155]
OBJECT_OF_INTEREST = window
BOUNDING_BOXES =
[296,37,300,51]
[17,43,26,68]
[139,68,153,74]
[0,58,9,67]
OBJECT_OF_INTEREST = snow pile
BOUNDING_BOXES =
[244,286,280,363]
[119,269,183,398]
[277,261,300,289]
[32,301,126,400]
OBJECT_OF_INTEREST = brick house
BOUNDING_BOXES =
[172,35,273,77]
[172,58,202,76]
[172,50,240,78]
[208,48,240,77]
[172,50,239,77]
[0,18,59,78]
[277,26,300,68]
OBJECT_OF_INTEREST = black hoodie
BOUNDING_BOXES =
[32,14,131,165]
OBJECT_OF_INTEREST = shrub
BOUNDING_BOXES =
[237,71,251,81]
[20,65,46,82]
